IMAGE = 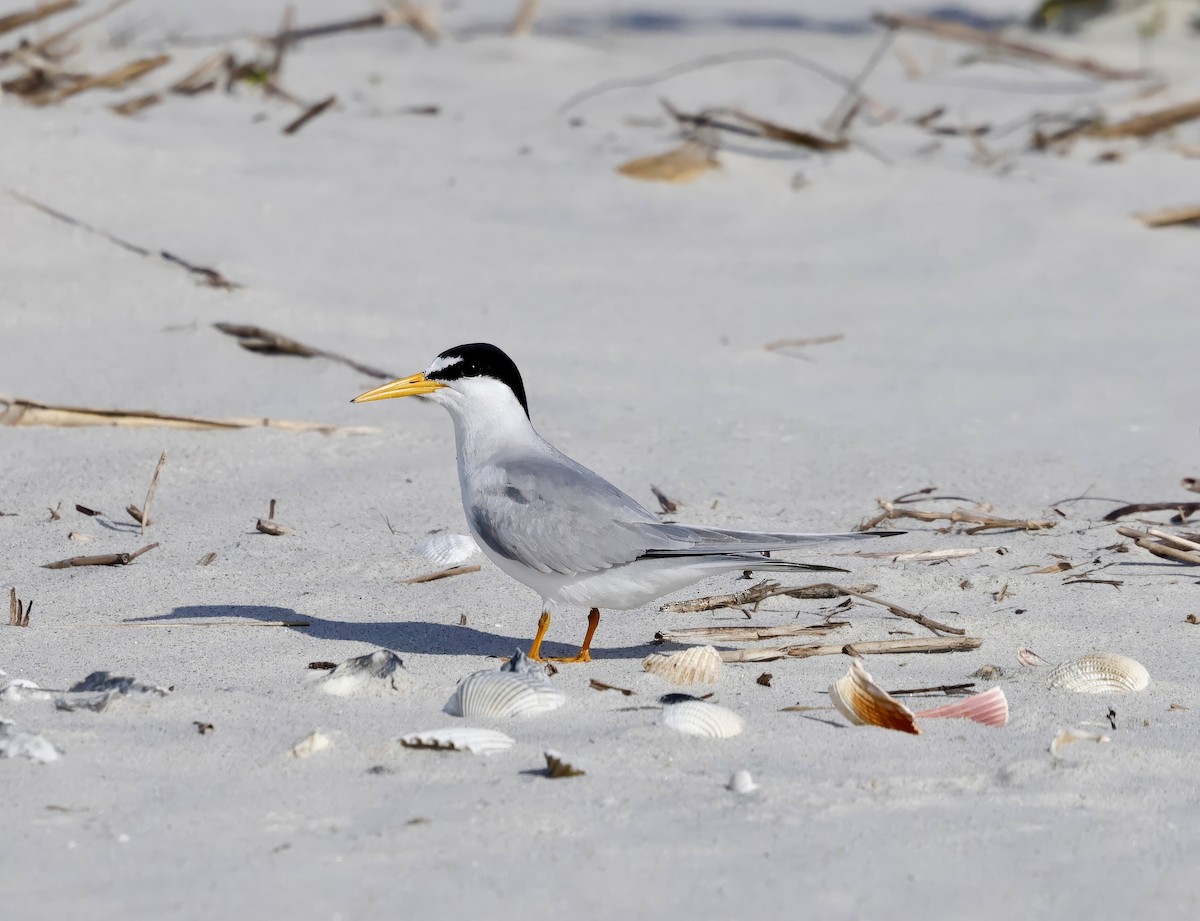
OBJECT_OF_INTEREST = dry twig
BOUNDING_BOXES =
[404,564,481,584]
[873,12,1147,81]
[0,0,76,38]
[655,621,846,644]
[28,54,170,106]
[1136,206,1200,229]
[660,580,877,614]
[8,588,32,627]
[1116,526,1200,565]
[42,542,159,569]
[764,334,845,352]
[282,94,337,135]
[720,635,981,663]
[213,323,396,379]
[588,679,634,696]
[816,584,964,636]
[858,498,1056,534]
[1088,99,1200,140]
[650,485,679,514]
[1103,501,1200,522]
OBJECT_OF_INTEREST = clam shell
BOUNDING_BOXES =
[400,727,515,755]
[0,721,61,763]
[1047,653,1149,694]
[829,660,921,735]
[642,645,722,686]
[727,769,759,794]
[659,700,743,738]
[445,653,565,718]
[544,750,585,778]
[319,649,410,697]
[411,533,478,567]
[916,687,1009,727]
[1050,727,1111,757]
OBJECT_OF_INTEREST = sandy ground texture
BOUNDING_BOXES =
[3,1,1200,918]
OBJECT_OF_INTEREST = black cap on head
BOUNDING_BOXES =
[427,343,529,417]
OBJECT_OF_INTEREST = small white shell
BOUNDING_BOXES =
[0,721,60,763]
[400,727,515,755]
[727,769,759,794]
[1047,653,1150,694]
[291,731,334,758]
[642,645,722,686]
[1050,728,1111,757]
[411,533,479,567]
[319,649,410,697]
[445,653,565,718]
[659,700,744,738]
[829,659,920,734]
[0,679,51,703]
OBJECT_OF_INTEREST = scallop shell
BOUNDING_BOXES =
[544,750,585,778]
[642,645,722,686]
[411,533,479,567]
[916,687,1009,727]
[319,649,410,697]
[400,727,515,755]
[659,700,744,738]
[0,721,61,763]
[1050,728,1111,758]
[1047,653,1149,694]
[444,652,565,718]
[828,660,921,735]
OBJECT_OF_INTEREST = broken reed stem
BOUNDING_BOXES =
[858,499,1056,534]
[212,323,397,379]
[655,621,846,643]
[823,584,964,636]
[1135,205,1200,229]
[1,0,133,65]
[282,94,336,135]
[660,580,878,613]
[764,334,845,352]
[1089,98,1200,140]
[42,542,159,569]
[404,564,481,584]
[887,682,975,697]
[8,587,31,626]
[838,547,987,562]
[0,0,77,38]
[664,102,847,152]
[1116,526,1200,565]
[508,0,540,36]
[872,12,1148,81]
[720,635,981,663]
[1103,501,1200,522]
[29,54,171,106]
[138,450,167,536]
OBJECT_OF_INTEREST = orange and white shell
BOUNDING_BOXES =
[828,659,921,734]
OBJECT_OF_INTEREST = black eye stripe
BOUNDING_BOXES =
[427,343,529,418]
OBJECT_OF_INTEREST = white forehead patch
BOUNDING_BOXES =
[427,354,463,376]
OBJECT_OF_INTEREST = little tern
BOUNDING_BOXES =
[354,343,900,662]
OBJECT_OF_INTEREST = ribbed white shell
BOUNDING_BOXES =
[411,533,479,567]
[319,650,410,697]
[1047,653,1150,694]
[400,727,515,755]
[642,645,723,686]
[659,700,744,738]
[444,668,566,718]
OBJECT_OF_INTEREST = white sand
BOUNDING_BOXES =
[3,1,1200,917]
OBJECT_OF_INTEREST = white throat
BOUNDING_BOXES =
[433,376,542,468]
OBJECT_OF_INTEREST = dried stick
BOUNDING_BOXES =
[664,102,847,152]
[29,54,171,106]
[887,682,975,697]
[837,547,987,562]
[1116,526,1200,565]
[8,190,241,289]
[0,0,77,38]
[720,635,981,663]
[283,94,336,135]
[135,450,167,536]
[1135,206,1200,229]
[588,679,634,696]
[826,25,895,134]
[1088,99,1200,140]
[872,12,1147,81]
[404,564,481,584]
[650,485,679,514]
[764,334,844,352]
[858,498,1056,534]
[655,622,845,643]
[8,587,31,627]
[660,580,877,614]
[0,396,376,435]
[820,584,964,636]
[213,323,397,380]
[2,0,132,64]
[1103,501,1200,522]
[42,542,159,569]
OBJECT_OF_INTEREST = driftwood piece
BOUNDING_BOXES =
[1088,99,1200,140]
[43,542,159,569]
[655,621,845,643]
[858,498,1056,534]
[0,396,376,435]
[1116,526,1200,565]
[213,323,396,380]
[0,0,77,38]
[660,580,877,614]
[1136,206,1200,229]
[404,564,481,584]
[720,635,981,663]
[1103,501,1200,522]
[872,12,1147,81]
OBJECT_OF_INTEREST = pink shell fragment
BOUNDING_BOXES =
[916,687,1009,727]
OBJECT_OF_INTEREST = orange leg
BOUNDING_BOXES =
[545,608,601,664]
[527,610,552,661]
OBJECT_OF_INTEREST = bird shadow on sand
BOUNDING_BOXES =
[135,605,660,661]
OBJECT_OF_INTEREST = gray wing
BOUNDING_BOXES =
[467,452,691,575]
[637,524,901,557]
